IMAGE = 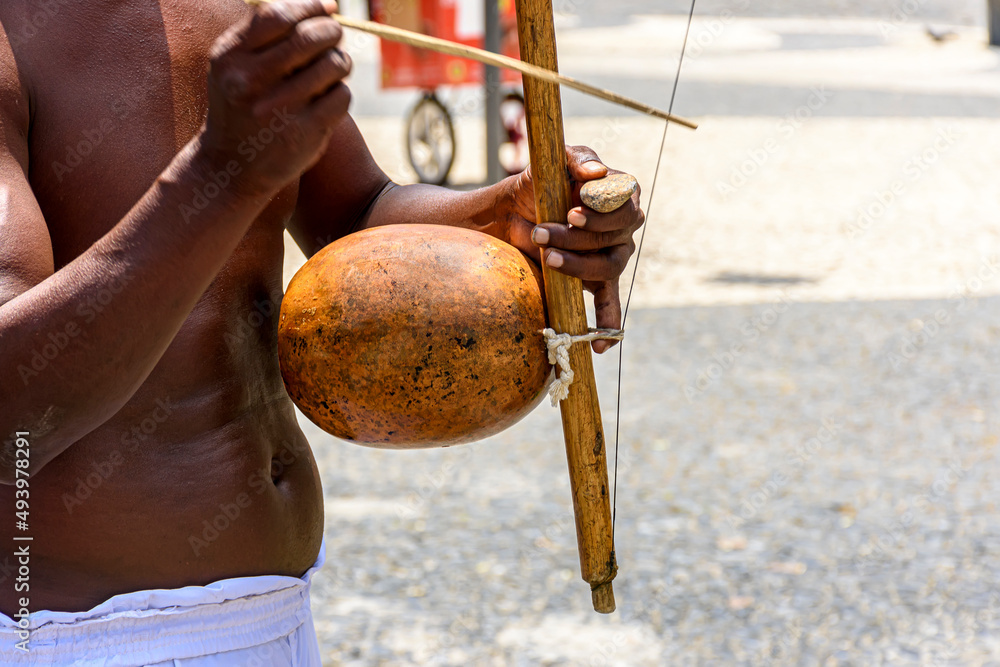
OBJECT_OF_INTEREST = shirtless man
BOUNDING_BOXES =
[0,1,644,663]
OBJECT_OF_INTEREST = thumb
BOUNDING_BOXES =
[566,145,608,183]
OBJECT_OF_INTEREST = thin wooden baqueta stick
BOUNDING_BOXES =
[243,0,697,129]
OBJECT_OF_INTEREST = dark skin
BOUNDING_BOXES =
[0,0,644,614]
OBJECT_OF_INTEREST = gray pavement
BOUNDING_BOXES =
[305,296,1000,665]
[291,1,1000,664]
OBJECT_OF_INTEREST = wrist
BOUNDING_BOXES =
[184,131,280,204]
[152,134,275,231]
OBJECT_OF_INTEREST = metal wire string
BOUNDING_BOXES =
[612,0,699,536]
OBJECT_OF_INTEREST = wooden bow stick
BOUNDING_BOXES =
[514,0,619,615]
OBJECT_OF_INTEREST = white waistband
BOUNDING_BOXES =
[0,541,325,665]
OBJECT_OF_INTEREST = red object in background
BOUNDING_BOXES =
[369,0,522,89]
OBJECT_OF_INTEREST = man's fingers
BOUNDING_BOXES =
[253,48,352,117]
[241,0,338,51]
[541,244,632,283]
[590,281,623,354]
[211,4,344,105]
[302,80,353,126]
[252,17,345,85]
[531,222,632,253]
[566,196,645,233]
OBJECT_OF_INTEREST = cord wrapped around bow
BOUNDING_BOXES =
[541,328,625,406]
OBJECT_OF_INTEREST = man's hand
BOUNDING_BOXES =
[500,146,645,354]
[202,0,351,196]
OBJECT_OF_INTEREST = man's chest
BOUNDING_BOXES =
[7,0,253,259]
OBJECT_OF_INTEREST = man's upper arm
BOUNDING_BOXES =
[0,23,52,308]
[287,113,391,257]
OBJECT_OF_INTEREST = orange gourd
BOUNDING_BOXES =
[278,224,551,448]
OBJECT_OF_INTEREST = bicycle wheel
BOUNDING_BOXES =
[405,93,456,185]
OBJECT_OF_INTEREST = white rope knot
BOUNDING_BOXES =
[541,328,625,406]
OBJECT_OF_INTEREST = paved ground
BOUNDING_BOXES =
[282,2,1000,665]
[304,297,1000,666]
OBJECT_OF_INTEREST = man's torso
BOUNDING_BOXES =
[0,0,324,614]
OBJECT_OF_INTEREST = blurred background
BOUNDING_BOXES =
[282,0,1000,664]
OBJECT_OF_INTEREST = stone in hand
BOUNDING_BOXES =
[580,173,639,213]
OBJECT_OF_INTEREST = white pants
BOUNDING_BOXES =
[0,542,325,666]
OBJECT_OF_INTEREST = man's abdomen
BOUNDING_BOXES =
[0,273,325,615]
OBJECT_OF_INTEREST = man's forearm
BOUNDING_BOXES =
[0,137,273,482]
[358,179,516,242]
